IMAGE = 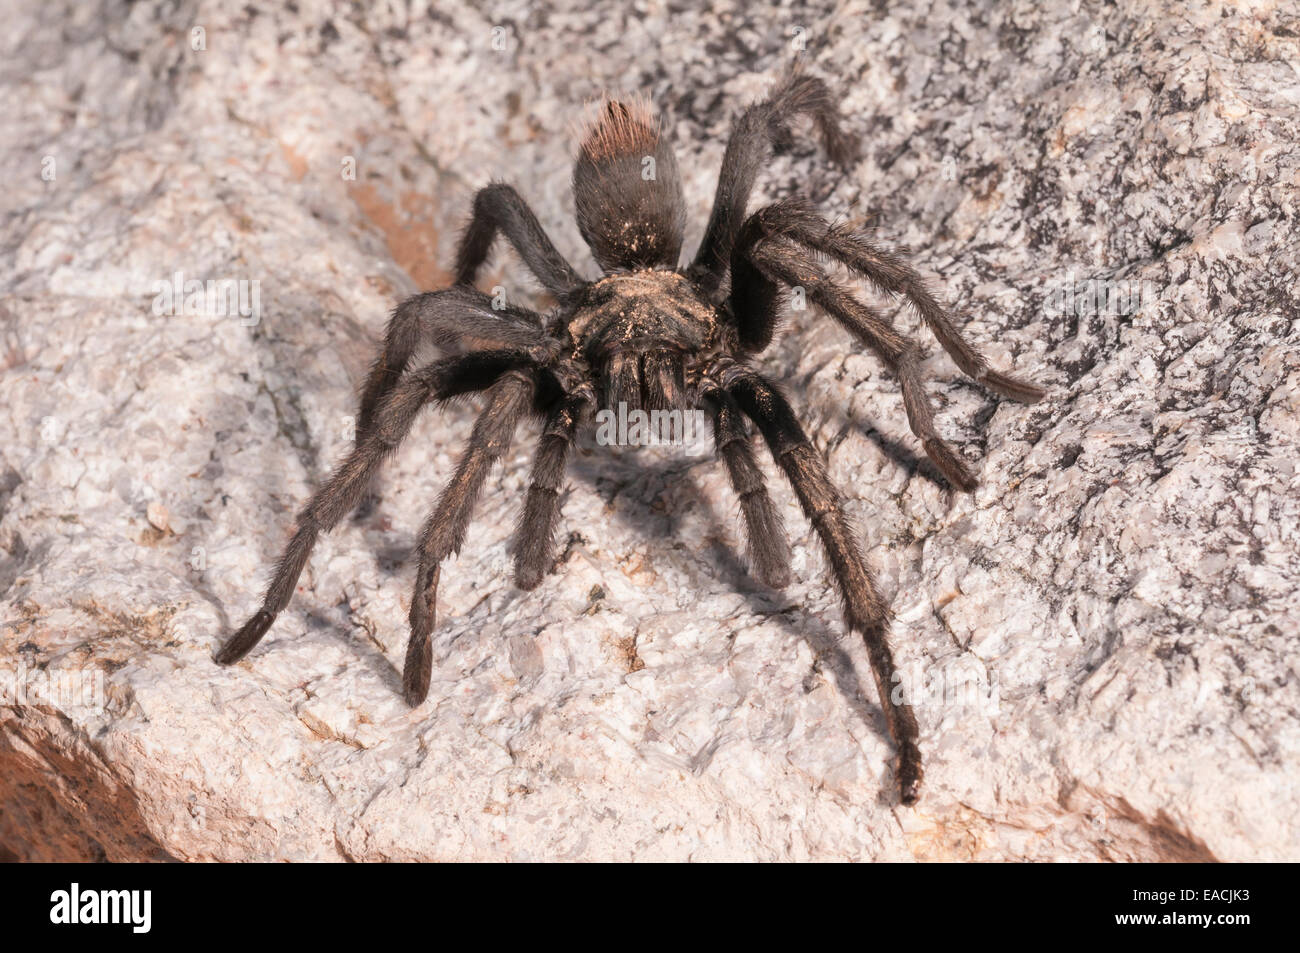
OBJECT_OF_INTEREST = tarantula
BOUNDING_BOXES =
[215,69,1043,805]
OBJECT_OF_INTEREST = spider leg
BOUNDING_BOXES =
[405,370,535,705]
[703,387,791,588]
[738,200,1046,402]
[215,351,536,668]
[454,182,583,296]
[690,67,859,291]
[357,287,558,441]
[739,234,980,490]
[511,391,591,591]
[726,369,923,805]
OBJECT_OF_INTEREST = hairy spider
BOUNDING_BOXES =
[215,69,1043,805]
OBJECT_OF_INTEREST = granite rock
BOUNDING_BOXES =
[1,0,1297,861]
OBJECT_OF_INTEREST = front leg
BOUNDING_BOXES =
[216,351,535,668]
[357,287,555,442]
[726,369,924,805]
[404,370,535,705]
[703,387,792,589]
[511,391,591,591]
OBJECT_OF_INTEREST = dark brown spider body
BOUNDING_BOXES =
[216,68,1045,807]
[563,269,718,412]
[572,97,686,272]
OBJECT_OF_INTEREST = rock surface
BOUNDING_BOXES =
[1,0,1297,861]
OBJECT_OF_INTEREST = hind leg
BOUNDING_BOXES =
[690,67,859,290]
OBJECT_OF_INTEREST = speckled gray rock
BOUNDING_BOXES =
[1,0,1297,861]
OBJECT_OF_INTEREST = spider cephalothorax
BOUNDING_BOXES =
[216,68,1044,805]
[567,269,716,413]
